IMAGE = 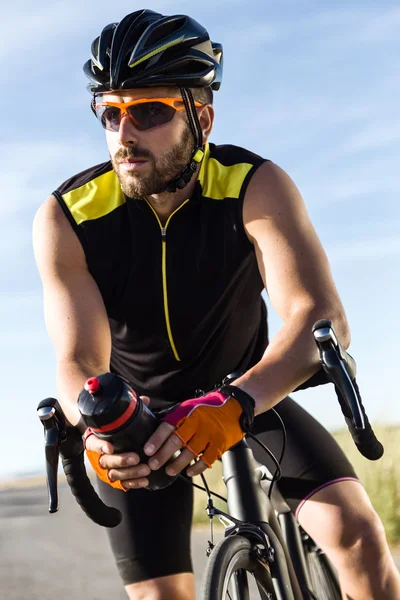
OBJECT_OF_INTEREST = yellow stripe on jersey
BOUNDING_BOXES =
[198,143,254,200]
[62,169,125,225]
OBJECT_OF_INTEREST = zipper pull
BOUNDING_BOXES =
[161,227,167,240]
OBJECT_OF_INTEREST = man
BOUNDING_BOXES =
[33,9,400,600]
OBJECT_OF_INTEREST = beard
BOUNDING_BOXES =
[111,125,194,198]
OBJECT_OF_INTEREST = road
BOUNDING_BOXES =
[0,482,398,599]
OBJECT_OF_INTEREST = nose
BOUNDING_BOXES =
[117,113,140,147]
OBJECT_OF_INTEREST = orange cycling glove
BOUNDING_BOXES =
[161,385,255,467]
[84,429,127,492]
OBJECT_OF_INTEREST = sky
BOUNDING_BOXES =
[1,0,399,480]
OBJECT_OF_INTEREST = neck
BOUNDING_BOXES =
[145,165,199,223]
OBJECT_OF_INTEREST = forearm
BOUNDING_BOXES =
[56,359,109,432]
[234,307,350,416]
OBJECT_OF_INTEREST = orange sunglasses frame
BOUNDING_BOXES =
[94,97,203,129]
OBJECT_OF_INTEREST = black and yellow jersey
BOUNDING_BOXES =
[54,142,269,410]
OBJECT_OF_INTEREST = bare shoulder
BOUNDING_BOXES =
[243,161,309,239]
[33,195,86,272]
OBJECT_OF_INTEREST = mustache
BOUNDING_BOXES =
[115,148,152,162]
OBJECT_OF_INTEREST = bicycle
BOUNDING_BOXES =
[37,319,384,599]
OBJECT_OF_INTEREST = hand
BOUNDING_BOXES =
[85,396,152,491]
[143,388,254,478]
[143,420,208,479]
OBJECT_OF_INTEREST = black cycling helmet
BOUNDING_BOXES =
[83,9,223,93]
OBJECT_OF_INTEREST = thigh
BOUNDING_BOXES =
[248,396,358,515]
[97,475,194,584]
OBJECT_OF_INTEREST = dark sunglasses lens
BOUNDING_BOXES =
[128,102,176,130]
[95,106,121,131]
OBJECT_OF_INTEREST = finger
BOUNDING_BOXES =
[144,421,176,456]
[139,395,151,406]
[99,452,141,470]
[108,463,151,482]
[148,432,184,470]
[85,434,114,455]
[186,459,208,477]
[121,477,149,490]
[165,447,196,476]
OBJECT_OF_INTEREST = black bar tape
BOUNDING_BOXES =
[58,426,122,527]
[61,454,122,527]
[335,379,384,461]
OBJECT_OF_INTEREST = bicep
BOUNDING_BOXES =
[243,162,344,322]
[33,196,111,368]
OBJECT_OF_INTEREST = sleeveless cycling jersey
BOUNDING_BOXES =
[54,142,269,410]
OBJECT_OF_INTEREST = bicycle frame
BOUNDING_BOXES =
[217,438,314,600]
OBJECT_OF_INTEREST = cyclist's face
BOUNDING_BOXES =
[103,87,203,197]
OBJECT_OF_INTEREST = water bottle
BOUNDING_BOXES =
[77,372,179,490]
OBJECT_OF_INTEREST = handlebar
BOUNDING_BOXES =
[312,319,384,460]
[37,398,121,527]
[37,319,383,527]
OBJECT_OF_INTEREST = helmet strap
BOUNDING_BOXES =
[180,87,203,148]
[165,87,204,193]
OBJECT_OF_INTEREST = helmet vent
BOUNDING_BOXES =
[145,17,186,47]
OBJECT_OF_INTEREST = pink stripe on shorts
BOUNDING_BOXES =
[295,477,360,521]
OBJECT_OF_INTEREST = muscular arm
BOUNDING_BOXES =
[33,195,112,431]
[235,161,350,415]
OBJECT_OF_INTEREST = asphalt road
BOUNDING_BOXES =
[0,482,223,599]
[1,482,398,599]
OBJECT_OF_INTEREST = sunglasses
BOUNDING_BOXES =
[93,97,203,132]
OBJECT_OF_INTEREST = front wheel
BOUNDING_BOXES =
[200,534,276,600]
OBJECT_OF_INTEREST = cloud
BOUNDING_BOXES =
[352,6,400,44]
[246,96,371,131]
[231,6,400,50]
[0,138,107,284]
[0,291,49,345]
[292,143,400,208]
[320,174,400,202]
[1,3,83,62]
[0,290,42,308]
[2,1,183,63]
[301,6,400,49]
[0,139,106,213]
[327,236,400,262]
[341,121,400,156]
[4,3,398,69]
[2,0,260,64]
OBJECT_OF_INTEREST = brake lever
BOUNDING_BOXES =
[312,320,364,429]
[37,398,66,513]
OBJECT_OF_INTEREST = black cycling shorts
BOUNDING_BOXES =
[96,396,358,585]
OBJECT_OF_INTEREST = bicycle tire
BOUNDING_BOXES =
[200,534,276,600]
[303,541,341,600]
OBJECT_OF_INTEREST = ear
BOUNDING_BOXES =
[198,104,214,143]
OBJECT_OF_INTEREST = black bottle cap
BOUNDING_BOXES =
[77,373,136,429]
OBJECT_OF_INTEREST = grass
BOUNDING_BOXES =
[192,460,226,525]
[333,426,400,544]
[192,426,400,545]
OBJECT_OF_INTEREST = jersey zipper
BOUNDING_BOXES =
[145,199,189,361]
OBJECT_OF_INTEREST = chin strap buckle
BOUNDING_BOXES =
[193,148,204,163]
[166,147,204,193]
